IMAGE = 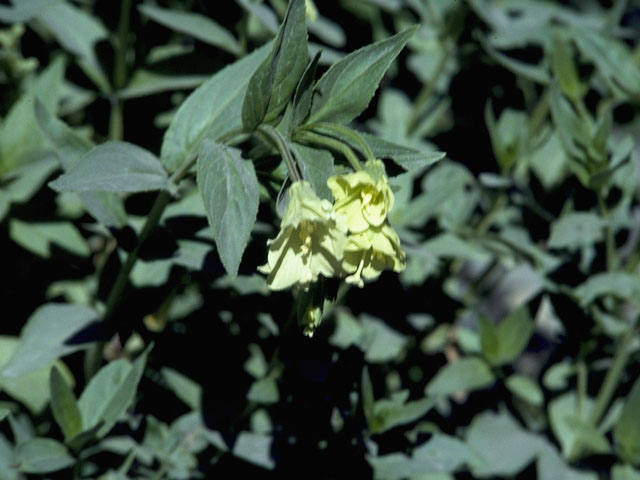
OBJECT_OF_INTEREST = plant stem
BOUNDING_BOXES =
[305,122,376,162]
[295,130,363,171]
[598,188,618,271]
[108,0,131,141]
[576,360,587,419]
[588,327,636,427]
[257,125,301,181]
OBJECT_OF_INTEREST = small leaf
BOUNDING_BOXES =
[425,357,495,398]
[197,141,259,276]
[479,306,534,366]
[548,212,606,249]
[242,0,308,130]
[1,304,97,378]
[161,368,202,411]
[50,367,82,441]
[14,437,74,474]
[289,142,334,199]
[307,26,417,125]
[614,376,640,465]
[362,133,445,173]
[550,31,582,100]
[161,43,270,172]
[232,432,274,470]
[612,464,640,480]
[506,374,544,407]
[9,220,90,258]
[138,5,241,55]
[574,273,640,307]
[292,51,322,128]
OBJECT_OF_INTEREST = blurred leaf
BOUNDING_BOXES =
[242,0,308,130]
[292,51,321,128]
[362,133,445,173]
[549,392,596,458]
[14,437,74,474]
[197,140,259,276]
[537,442,598,480]
[35,2,109,91]
[506,374,544,407]
[466,410,543,477]
[614,376,640,465]
[161,368,202,411]
[307,26,417,124]
[573,28,640,102]
[550,31,582,100]
[425,357,495,398]
[360,314,408,363]
[485,106,527,171]
[119,70,208,99]
[370,390,434,434]
[479,34,550,85]
[1,304,97,377]
[9,220,89,258]
[479,306,534,366]
[612,465,640,480]
[368,434,476,479]
[232,432,274,469]
[574,273,640,307]
[307,14,346,48]
[0,0,63,22]
[138,5,241,55]
[78,348,149,437]
[130,259,172,288]
[0,57,65,173]
[247,377,279,404]
[49,141,168,193]
[161,42,270,172]
[50,367,82,441]
[290,142,334,199]
[237,0,279,34]
[548,212,606,249]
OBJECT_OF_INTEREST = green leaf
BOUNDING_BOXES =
[78,348,149,437]
[425,357,495,398]
[479,306,534,366]
[360,314,408,363]
[0,57,65,173]
[362,132,445,173]
[118,70,208,100]
[614,376,640,465]
[574,273,640,307]
[466,410,543,477]
[548,212,606,249]
[549,392,596,458]
[35,2,109,92]
[550,31,582,100]
[161,368,202,411]
[14,437,74,474]
[138,4,241,55]
[307,26,417,125]
[0,0,63,22]
[197,140,260,276]
[9,220,89,259]
[242,0,308,130]
[50,367,82,441]
[49,141,168,193]
[612,465,640,480]
[289,142,334,199]
[370,390,434,434]
[232,432,274,469]
[247,377,280,404]
[573,28,640,102]
[506,374,544,407]
[292,51,322,128]
[161,43,270,172]
[1,303,97,378]
[478,34,550,85]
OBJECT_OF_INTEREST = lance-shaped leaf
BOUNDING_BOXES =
[49,367,82,441]
[49,141,168,193]
[292,51,322,128]
[242,0,308,131]
[160,43,270,173]
[307,26,417,125]
[197,140,259,276]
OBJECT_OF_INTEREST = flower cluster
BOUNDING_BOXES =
[259,160,405,291]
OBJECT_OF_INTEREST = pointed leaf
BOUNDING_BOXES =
[50,367,82,441]
[242,0,308,130]
[307,26,417,125]
[15,437,74,474]
[197,140,259,276]
[614,376,640,465]
[49,141,168,193]
[292,51,322,127]
[290,142,334,199]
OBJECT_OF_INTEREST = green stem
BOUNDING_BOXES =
[527,88,550,134]
[598,189,618,271]
[108,99,123,141]
[295,130,363,171]
[305,122,376,162]
[257,125,301,181]
[108,0,131,141]
[576,360,587,419]
[407,46,449,135]
[588,328,636,427]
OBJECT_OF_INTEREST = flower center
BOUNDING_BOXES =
[298,220,315,254]
[360,186,375,206]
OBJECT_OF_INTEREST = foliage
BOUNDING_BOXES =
[0,0,640,478]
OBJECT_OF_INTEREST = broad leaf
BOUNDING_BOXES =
[14,437,74,474]
[614,376,640,465]
[161,43,270,172]
[49,141,168,193]
[292,51,322,127]
[197,140,259,276]
[362,133,445,173]
[425,357,495,398]
[242,0,308,130]
[289,142,334,199]
[548,212,606,249]
[479,306,534,366]
[307,26,417,125]
[1,303,97,377]
[9,220,89,258]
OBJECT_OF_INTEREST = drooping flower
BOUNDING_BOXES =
[342,224,406,287]
[259,181,346,290]
[327,159,394,233]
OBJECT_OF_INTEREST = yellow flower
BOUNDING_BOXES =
[342,224,406,287]
[301,305,321,337]
[259,181,346,290]
[327,159,394,233]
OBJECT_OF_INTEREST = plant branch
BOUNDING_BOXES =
[257,125,301,181]
[295,130,363,171]
[305,122,376,162]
